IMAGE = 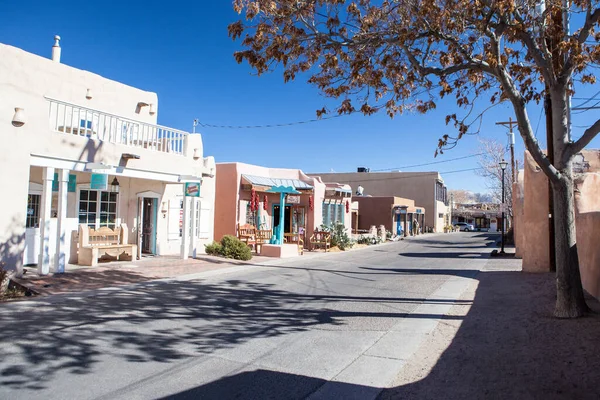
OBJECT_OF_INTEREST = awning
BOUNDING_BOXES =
[241,174,313,190]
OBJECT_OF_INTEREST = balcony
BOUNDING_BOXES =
[47,97,188,155]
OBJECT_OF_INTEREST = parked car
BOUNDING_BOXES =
[454,222,475,232]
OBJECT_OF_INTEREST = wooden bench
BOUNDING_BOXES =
[78,224,137,267]
[256,229,273,253]
[309,230,331,252]
[237,224,257,250]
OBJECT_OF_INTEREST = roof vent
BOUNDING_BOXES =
[51,35,61,63]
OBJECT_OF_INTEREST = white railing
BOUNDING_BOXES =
[46,97,188,155]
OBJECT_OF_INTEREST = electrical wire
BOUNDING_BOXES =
[572,89,600,109]
[197,113,349,129]
[370,153,484,172]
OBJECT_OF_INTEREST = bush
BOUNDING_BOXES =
[205,235,252,261]
[329,222,354,251]
[204,241,223,256]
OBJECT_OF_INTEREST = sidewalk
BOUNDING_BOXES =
[379,257,600,400]
[10,254,273,297]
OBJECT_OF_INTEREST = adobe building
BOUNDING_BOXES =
[354,196,425,236]
[0,38,216,276]
[214,163,357,256]
[513,150,600,300]
[310,169,450,232]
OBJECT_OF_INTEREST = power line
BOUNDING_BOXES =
[196,113,349,129]
[370,153,483,172]
[572,89,600,109]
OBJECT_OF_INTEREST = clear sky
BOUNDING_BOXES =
[1,1,599,194]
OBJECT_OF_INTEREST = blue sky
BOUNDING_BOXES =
[1,1,599,193]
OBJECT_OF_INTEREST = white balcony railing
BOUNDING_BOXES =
[46,97,188,155]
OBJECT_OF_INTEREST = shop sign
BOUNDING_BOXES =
[90,173,108,190]
[416,209,422,214]
[185,182,200,197]
[287,195,300,204]
[52,173,77,192]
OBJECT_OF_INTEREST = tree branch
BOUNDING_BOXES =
[565,118,600,160]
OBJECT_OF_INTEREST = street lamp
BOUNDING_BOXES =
[499,159,508,254]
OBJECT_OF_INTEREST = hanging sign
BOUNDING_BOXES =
[90,173,108,190]
[185,182,200,197]
[286,195,300,204]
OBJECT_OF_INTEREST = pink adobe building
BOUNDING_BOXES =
[214,163,356,251]
[513,150,600,301]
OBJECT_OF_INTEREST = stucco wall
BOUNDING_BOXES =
[513,170,525,258]
[576,212,600,299]
[309,171,445,232]
[522,152,551,272]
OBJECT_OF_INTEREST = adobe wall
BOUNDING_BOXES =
[522,152,551,272]
[513,170,525,258]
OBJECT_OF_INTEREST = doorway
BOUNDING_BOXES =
[272,204,291,235]
[141,197,157,254]
[24,192,42,265]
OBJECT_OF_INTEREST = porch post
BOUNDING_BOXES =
[181,191,190,259]
[54,169,69,273]
[278,192,285,245]
[38,167,54,275]
[189,197,198,257]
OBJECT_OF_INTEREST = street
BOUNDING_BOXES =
[0,233,501,399]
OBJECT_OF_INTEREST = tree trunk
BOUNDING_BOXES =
[551,172,589,318]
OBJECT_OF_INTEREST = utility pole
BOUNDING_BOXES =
[192,119,199,134]
[496,117,518,184]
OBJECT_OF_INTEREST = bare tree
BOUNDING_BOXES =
[448,189,475,204]
[476,138,521,221]
[229,0,600,317]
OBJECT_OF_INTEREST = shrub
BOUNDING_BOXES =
[220,235,252,260]
[204,241,223,256]
[204,236,252,261]
[329,222,354,251]
[0,261,7,295]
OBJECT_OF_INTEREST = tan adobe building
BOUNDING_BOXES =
[353,196,425,236]
[310,170,450,232]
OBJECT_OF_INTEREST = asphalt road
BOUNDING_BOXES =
[0,232,499,400]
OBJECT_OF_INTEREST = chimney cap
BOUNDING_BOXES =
[53,35,61,46]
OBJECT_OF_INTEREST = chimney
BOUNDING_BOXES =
[51,35,61,63]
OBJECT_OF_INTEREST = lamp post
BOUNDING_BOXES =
[499,159,508,254]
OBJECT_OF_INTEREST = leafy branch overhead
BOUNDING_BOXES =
[229,0,600,161]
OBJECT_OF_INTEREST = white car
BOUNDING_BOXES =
[454,222,475,232]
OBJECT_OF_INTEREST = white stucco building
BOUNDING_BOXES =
[0,37,216,276]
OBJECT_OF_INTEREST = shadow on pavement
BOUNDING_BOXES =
[379,271,600,400]
[156,369,375,400]
[146,271,600,399]
[0,277,468,391]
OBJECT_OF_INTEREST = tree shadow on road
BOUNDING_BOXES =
[0,276,469,391]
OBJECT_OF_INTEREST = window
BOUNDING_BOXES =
[245,202,257,226]
[26,194,41,228]
[322,202,345,227]
[79,189,118,229]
